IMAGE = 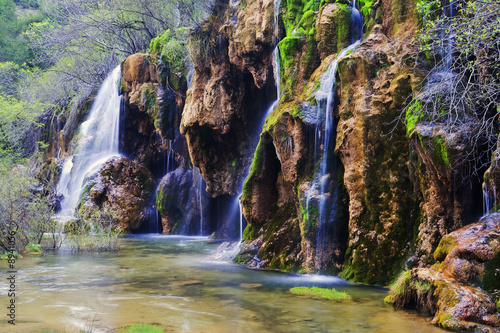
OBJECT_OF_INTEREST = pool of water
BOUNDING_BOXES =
[0,235,445,332]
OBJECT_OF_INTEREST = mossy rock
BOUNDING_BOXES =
[481,250,500,293]
[433,235,457,261]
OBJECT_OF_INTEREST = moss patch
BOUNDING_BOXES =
[290,286,352,301]
[118,324,164,333]
[481,250,500,293]
[431,135,449,168]
[433,235,456,261]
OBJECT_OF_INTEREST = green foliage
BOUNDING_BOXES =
[386,270,433,307]
[25,242,42,253]
[407,0,500,172]
[149,28,190,74]
[358,0,375,20]
[119,324,164,333]
[289,286,352,301]
[404,99,422,135]
[0,0,44,65]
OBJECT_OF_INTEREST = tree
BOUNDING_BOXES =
[0,161,53,253]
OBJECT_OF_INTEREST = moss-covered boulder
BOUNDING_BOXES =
[388,214,500,332]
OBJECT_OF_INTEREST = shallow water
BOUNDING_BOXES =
[0,235,445,332]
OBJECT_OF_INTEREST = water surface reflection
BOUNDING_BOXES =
[0,235,445,332]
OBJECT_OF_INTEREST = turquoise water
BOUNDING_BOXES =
[0,235,445,332]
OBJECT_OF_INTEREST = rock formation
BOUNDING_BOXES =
[77,157,156,232]
[387,214,500,332]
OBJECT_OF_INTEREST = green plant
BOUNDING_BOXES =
[25,242,42,253]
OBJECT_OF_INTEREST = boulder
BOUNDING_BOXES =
[77,157,156,232]
[388,214,500,332]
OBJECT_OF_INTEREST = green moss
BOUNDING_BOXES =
[481,250,500,293]
[497,298,500,312]
[278,36,304,93]
[290,286,352,301]
[283,0,320,37]
[390,270,412,295]
[431,135,449,167]
[433,236,456,261]
[118,324,164,333]
[405,99,422,135]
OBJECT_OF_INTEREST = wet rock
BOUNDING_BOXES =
[120,53,190,177]
[156,166,209,235]
[77,157,156,232]
[389,214,500,332]
[335,26,421,284]
[315,3,351,60]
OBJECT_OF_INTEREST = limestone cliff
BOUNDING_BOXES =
[180,0,276,196]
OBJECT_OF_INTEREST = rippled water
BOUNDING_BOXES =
[0,236,445,332]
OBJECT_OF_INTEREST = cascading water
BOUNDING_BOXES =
[56,66,122,218]
[483,183,497,216]
[304,0,363,271]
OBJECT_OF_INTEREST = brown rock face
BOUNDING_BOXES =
[121,53,159,92]
[77,157,156,232]
[390,214,500,332]
[238,105,312,271]
[181,0,276,196]
[314,3,351,61]
[120,53,190,176]
[410,120,484,264]
[335,27,420,284]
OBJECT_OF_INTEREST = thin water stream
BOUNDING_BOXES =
[0,236,446,333]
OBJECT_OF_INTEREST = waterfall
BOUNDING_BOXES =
[56,66,122,219]
[304,0,363,271]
